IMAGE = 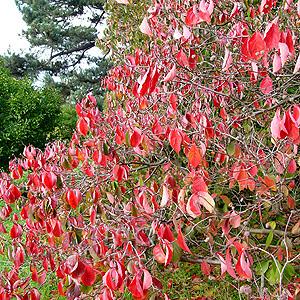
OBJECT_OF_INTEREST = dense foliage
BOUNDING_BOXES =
[0,64,61,170]
[0,0,300,299]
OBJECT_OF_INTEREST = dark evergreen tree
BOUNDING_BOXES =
[2,0,111,104]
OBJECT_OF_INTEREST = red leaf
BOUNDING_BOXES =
[103,269,122,291]
[31,266,38,282]
[164,243,173,265]
[177,225,193,254]
[0,221,7,234]
[201,260,211,275]
[77,118,88,136]
[128,275,147,300]
[81,264,96,286]
[30,289,41,300]
[235,251,252,279]
[285,29,295,53]
[248,32,266,60]
[169,93,177,111]
[192,176,208,193]
[185,5,199,26]
[176,49,189,68]
[169,129,182,154]
[10,223,22,239]
[264,23,280,49]
[42,171,57,190]
[157,224,175,242]
[66,189,82,209]
[260,75,273,94]
[130,128,142,148]
[163,64,177,82]
[188,49,198,69]
[189,144,201,168]
[287,196,295,209]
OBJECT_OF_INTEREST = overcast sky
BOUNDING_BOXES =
[0,0,30,55]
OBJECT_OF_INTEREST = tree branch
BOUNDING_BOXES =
[48,41,95,61]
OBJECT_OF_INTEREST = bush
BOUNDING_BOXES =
[0,64,61,170]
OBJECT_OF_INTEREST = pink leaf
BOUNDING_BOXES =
[273,53,281,73]
[279,43,289,67]
[115,0,129,3]
[288,159,297,174]
[293,53,300,74]
[198,191,215,213]
[141,269,152,290]
[229,211,241,228]
[260,75,273,94]
[139,17,152,36]
[173,27,183,40]
[163,64,177,82]
[222,47,232,71]
[160,185,169,207]
[186,194,202,218]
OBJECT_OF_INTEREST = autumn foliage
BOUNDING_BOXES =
[1,0,300,299]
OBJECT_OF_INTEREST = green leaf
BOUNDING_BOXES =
[62,158,72,170]
[125,131,131,148]
[255,260,270,275]
[227,142,235,156]
[266,261,281,284]
[80,284,93,294]
[265,231,273,249]
[171,241,183,263]
[103,142,110,155]
[269,221,276,229]
[282,264,295,284]
[131,204,138,217]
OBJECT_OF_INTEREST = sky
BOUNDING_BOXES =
[0,0,30,55]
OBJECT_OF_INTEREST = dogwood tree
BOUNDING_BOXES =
[0,0,300,299]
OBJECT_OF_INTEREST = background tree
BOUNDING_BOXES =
[2,0,111,104]
[0,63,61,170]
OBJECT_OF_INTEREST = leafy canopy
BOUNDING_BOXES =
[0,63,61,170]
